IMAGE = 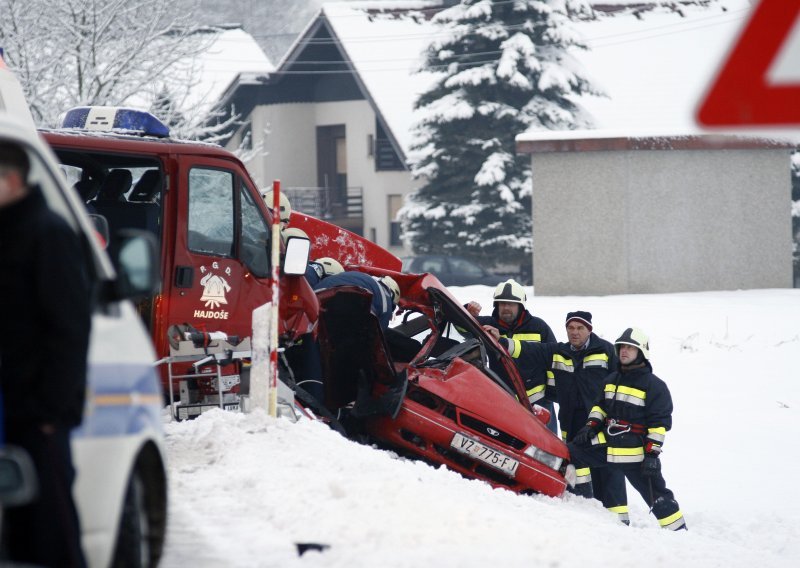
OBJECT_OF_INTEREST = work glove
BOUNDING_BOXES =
[573,419,601,446]
[641,453,661,478]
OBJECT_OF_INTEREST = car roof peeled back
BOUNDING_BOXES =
[0,50,36,131]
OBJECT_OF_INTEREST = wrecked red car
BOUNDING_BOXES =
[293,268,575,498]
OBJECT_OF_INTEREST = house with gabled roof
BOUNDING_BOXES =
[215,1,442,255]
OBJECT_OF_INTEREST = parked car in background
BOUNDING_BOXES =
[402,255,511,286]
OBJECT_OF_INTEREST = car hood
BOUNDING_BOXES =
[415,359,567,459]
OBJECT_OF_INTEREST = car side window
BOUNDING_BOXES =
[187,168,234,257]
[239,183,271,277]
[419,258,445,273]
[448,257,484,277]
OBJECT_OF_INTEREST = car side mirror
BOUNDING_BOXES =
[88,214,110,249]
[110,230,159,300]
[0,446,38,507]
[283,236,311,276]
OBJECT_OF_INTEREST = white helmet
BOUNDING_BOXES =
[379,275,401,304]
[615,327,651,361]
[493,279,526,305]
[262,189,292,224]
[315,257,343,276]
[282,227,308,240]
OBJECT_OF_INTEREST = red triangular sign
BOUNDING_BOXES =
[698,0,800,126]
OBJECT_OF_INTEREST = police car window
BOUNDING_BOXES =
[188,168,234,257]
[239,183,270,277]
[23,146,76,229]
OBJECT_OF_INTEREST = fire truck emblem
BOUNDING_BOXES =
[200,271,231,309]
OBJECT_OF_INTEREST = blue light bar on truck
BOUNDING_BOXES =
[61,106,170,137]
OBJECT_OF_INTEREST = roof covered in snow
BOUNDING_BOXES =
[188,26,274,115]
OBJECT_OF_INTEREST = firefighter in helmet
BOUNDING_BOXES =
[314,272,399,330]
[305,256,344,286]
[567,327,686,531]
[468,279,558,434]
[262,189,292,227]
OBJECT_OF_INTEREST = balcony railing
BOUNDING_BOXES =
[283,186,363,234]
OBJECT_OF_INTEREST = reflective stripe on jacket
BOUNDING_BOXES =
[589,363,674,463]
[505,334,616,440]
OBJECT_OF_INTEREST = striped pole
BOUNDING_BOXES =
[268,180,281,417]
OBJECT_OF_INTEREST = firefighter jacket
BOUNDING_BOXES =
[503,333,616,440]
[478,309,555,404]
[586,361,674,464]
[314,271,395,329]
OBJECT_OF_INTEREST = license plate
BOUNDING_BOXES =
[450,432,519,477]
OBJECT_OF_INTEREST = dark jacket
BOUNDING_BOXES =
[314,271,395,329]
[505,333,616,440]
[478,308,556,402]
[0,187,91,429]
[587,361,674,463]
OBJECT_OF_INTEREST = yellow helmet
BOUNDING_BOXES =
[615,327,651,360]
[315,257,343,276]
[262,189,292,224]
[282,227,308,240]
[379,275,401,304]
[493,279,526,305]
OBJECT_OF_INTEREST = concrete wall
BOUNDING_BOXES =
[234,101,416,255]
[519,135,793,295]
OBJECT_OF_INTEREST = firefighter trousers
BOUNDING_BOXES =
[563,413,629,522]
[567,442,686,531]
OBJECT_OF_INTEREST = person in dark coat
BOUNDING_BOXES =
[0,141,90,566]
[568,327,687,531]
[314,271,399,330]
[495,311,629,523]
[467,279,558,434]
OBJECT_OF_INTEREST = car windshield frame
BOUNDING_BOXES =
[418,287,524,400]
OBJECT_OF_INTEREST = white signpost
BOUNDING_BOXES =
[247,302,273,413]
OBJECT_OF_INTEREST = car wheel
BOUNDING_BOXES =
[112,469,149,568]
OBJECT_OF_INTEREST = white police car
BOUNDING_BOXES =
[1,56,166,567]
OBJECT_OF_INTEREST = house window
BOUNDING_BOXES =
[375,120,405,171]
[388,194,403,246]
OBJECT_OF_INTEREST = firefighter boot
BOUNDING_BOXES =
[568,467,594,498]
[652,496,687,531]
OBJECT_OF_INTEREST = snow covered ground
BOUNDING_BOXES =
[160,286,800,567]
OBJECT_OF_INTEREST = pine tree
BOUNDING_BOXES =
[401,0,599,273]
